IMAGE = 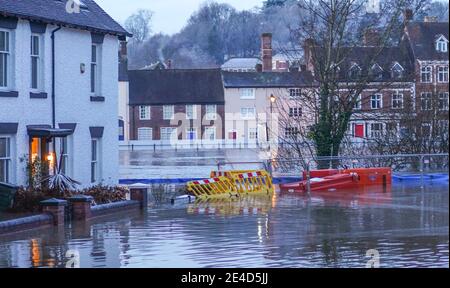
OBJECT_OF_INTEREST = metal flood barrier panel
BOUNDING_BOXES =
[187,170,274,200]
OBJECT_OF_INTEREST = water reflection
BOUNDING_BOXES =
[0,182,448,268]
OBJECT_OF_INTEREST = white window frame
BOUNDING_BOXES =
[421,66,432,83]
[391,62,404,79]
[58,137,71,176]
[285,127,300,138]
[370,94,382,109]
[160,127,177,141]
[240,107,256,120]
[91,138,101,183]
[370,123,383,138]
[438,92,449,111]
[437,66,449,83]
[205,105,217,120]
[139,106,151,120]
[248,127,258,140]
[30,34,42,90]
[163,105,174,120]
[0,29,11,89]
[185,104,197,120]
[348,63,361,80]
[370,63,383,80]
[240,88,256,99]
[436,37,448,52]
[137,127,153,140]
[420,92,433,111]
[91,44,101,95]
[0,136,11,183]
[354,94,362,110]
[204,127,216,140]
[289,107,302,117]
[289,88,302,98]
[391,91,404,109]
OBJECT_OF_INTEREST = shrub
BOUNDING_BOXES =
[9,185,128,213]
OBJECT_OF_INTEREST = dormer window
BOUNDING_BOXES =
[391,62,404,79]
[370,63,383,81]
[348,63,362,80]
[436,35,448,52]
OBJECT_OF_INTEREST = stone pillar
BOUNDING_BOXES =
[40,198,67,226]
[129,184,149,209]
[69,195,93,221]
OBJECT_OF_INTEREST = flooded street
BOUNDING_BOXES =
[0,181,448,268]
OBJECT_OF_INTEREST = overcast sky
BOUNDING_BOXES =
[95,0,263,35]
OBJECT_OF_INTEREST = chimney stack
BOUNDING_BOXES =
[261,33,273,72]
[424,16,437,22]
[303,38,314,71]
[363,28,381,46]
[120,41,128,60]
[255,63,263,73]
[403,9,413,23]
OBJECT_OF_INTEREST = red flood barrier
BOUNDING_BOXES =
[282,168,392,193]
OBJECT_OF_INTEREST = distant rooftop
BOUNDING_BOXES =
[221,58,262,71]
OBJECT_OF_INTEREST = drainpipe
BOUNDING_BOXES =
[51,26,62,173]
[51,26,62,129]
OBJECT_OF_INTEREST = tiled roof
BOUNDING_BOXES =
[221,71,316,88]
[129,69,225,105]
[405,21,449,61]
[0,0,130,37]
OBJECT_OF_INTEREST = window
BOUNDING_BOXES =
[160,127,177,141]
[285,127,300,138]
[420,92,432,110]
[289,107,302,117]
[248,127,258,140]
[139,106,151,120]
[353,94,362,110]
[163,105,174,120]
[60,137,69,175]
[240,107,256,119]
[370,123,383,138]
[138,128,153,140]
[289,88,302,98]
[204,127,216,140]
[436,37,448,52]
[91,139,100,183]
[0,137,11,183]
[370,94,382,109]
[370,64,383,81]
[392,92,404,109]
[0,30,10,88]
[186,105,197,120]
[186,128,197,140]
[348,64,361,80]
[421,66,432,83]
[31,35,41,90]
[91,44,101,94]
[391,63,404,79]
[240,88,255,99]
[205,105,217,120]
[437,66,449,83]
[421,123,431,138]
[439,92,449,111]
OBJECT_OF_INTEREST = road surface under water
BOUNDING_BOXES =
[0,181,448,268]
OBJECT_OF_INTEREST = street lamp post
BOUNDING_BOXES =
[267,94,277,144]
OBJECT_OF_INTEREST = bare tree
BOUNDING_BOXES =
[125,9,154,44]
[286,0,427,167]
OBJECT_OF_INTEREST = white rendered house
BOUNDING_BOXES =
[0,0,131,187]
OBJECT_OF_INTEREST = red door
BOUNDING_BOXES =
[355,124,365,138]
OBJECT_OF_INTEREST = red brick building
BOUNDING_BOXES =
[128,69,225,141]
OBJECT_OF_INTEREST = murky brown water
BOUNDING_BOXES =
[0,181,448,268]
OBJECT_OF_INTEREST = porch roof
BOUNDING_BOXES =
[27,126,73,138]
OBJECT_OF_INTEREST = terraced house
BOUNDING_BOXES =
[0,0,130,186]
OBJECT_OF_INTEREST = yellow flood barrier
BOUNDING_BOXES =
[187,177,239,201]
[188,170,273,200]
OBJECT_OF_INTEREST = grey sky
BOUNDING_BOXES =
[95,0,263,35]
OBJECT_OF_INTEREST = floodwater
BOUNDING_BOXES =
[0,181,448,268]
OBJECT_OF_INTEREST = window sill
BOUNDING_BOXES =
[0,91,19,98]
[90,96,105,102]
[30,92,48,99]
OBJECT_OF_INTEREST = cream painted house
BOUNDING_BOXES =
[221,71,316,144]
